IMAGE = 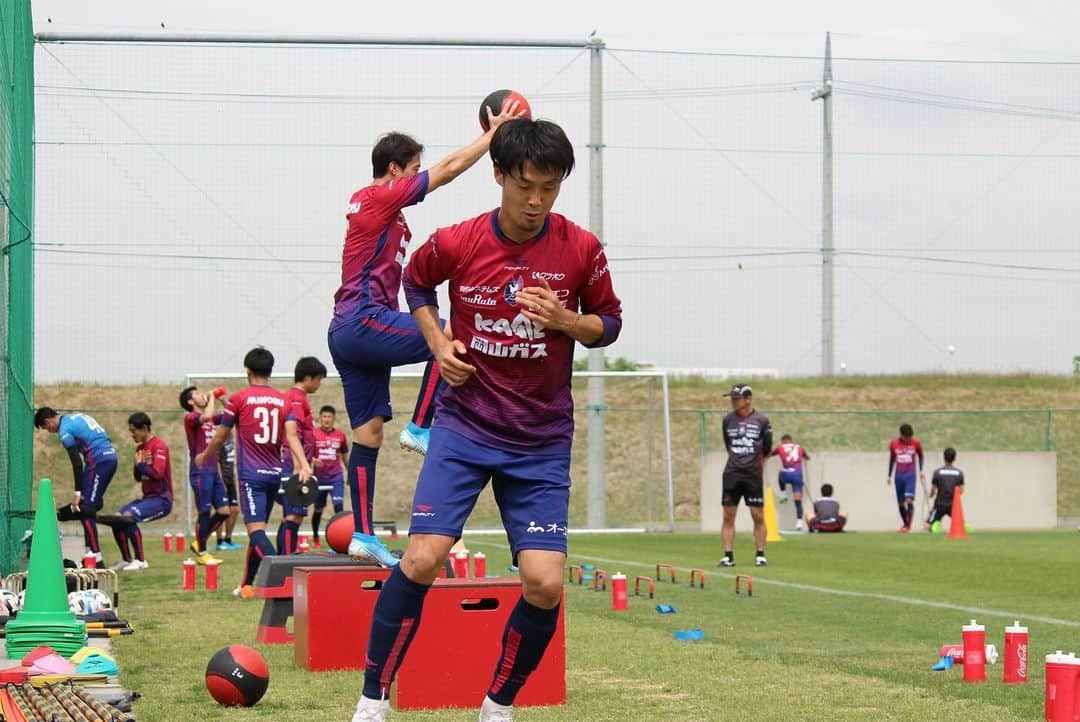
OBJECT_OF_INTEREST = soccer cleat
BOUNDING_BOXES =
[108,560,129,572]
[398,422,430,456]
[479,695,514,722]
[795,519,806,531]
[348,533,400,567]
[232,585,256,599]
[778,493,789,505]
[121,559,149,571]
[196,551,223,566]
[755,556,768,567]
[216,540,242,551]
[351,696,390,722]
[718,557,735,568]
[898,526,911,534]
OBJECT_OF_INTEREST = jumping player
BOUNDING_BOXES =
[99,412,173,571]
[278,356,325,555]
[196,347,306,598]
[34,408,118,565]
[351,118,622,722]
[771,433,810,531]
[327,101,525,566]
[312,404,348,545]
[925,447,964,533]
[887,423,925,532]
[718,385,773,568]
[179,386,229,565]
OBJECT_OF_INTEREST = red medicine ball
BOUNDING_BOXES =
[325,510,355,554]
[478,89,532,131]
[205,644,269,707]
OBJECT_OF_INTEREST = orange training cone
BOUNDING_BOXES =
[948,493,968,539]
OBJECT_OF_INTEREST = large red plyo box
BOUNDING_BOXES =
[293,565,392,671]
[393,577,566,711]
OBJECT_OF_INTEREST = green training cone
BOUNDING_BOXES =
[5,479,87,659]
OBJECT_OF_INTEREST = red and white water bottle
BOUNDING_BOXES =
[1003,620,1029,684]
[452,550,470,578]
[212,386,227,399]
[204,560,219,591]
[939,643,998,665]
[1044,651,1080,722]
[182,559,196,591]
[82,552,97,569]
[175,531,186,553]
[298,533,310,554]
[611,572,628,611]
[473,552,486,579]
[962,619,987,682]
[163,532,173,553]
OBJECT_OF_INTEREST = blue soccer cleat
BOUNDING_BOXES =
[398,422,430,456]
[348,533,399,567]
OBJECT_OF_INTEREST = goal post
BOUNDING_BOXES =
[182,369,675,536]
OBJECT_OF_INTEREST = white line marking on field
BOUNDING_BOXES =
[466,540,1080,628]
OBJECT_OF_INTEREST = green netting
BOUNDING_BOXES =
[1,0,35,574]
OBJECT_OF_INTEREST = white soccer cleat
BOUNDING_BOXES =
[755,555,768,567]
[108,560,129,572]
[398,423,430,456]
[122,559,149,571]
[348,533,400,567]
[479,696,513,722]
[795,519,806,531]
[352,696,389,722]
[718,557,735,568]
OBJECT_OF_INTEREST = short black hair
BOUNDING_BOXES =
[944,447,957,463]
[372,132,424,178]
[244,347,275,377]
[821,483,834,497]
[781,434,792,442]
[899,423,913,438]
[490,119,574,180]
[33,407,58,429]
[179,386,197,411]
[319,405,336,416]
[128,412,152,430]
[294,356,328,383]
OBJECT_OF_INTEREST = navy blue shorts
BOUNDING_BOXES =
[189,470,229,512]
[82,456,117,510]
[409,427,570,564]
[327,307,441,429]
[895,472,917,502]
[315,474,345,510]
[240,478,279,525]
[119,496,172,523]
[778,468,804,493]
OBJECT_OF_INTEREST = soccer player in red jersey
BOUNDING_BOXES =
[99,412,173,571]
[311,405,348,545]
[278,356,325,554]
[771,433,811,530]
[179,386,229,565]
[887,423,925,532]
[197,347,306,597]
[328,102,525,567]
[352,118,622,722]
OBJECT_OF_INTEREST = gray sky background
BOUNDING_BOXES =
[28,1,1080,383]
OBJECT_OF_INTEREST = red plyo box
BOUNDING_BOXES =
[293,566,392,671]
[393,577,565,711]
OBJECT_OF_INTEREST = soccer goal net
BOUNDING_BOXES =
[183,370,675,535]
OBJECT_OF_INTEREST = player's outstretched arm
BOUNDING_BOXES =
[426,101,525,193]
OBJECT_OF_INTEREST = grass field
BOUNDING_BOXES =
[108,529,1080,721]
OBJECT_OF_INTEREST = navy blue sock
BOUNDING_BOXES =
[244,529,276,586]
[411,360,443,427]
[276,520,300,554]
[362,566,430,700]
[196,510,212,552]
[897,502,907,524]
[311,510,323,540]
[487,598,560,706]
[348,444,379,537]
[112,527,131,562]
[794,499,804,519]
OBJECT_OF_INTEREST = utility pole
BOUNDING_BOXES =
[811,32,835,376]
[586,31,607,528]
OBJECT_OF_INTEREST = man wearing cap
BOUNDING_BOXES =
[719,384,773,567]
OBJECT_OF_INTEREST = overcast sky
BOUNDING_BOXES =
[28,2,1080,383]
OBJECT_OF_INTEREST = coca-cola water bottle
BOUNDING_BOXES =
[1003,620,1028,684]
[962,619,986,682]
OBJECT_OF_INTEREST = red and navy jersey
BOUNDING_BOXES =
[774,441,807,472]
[330,171,429,330]
[183,411,222,474]
[221,385,294,483]
[403,209,622,451]
[313,427,348,480]
[889,437,924,476]
[133,436,173,500]
[282,387,315,461]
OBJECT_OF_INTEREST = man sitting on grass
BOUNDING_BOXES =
[806,483,847,533]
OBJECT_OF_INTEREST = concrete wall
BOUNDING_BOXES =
[701,451,1057,533]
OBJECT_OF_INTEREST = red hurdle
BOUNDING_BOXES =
[567,564,583,585]
[634,575,655,599]
[735,574,753,597]
[689,568,706,589]
[593,569,608,592]
[655,563,676,583]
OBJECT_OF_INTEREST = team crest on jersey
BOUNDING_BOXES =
[503,275,525,306]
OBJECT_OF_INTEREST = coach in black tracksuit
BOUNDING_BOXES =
[719,384,773,568]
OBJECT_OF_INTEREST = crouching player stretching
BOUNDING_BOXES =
[351,118,622,721]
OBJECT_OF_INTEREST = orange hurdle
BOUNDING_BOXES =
[634,575,655,599]
[689,568,706,589]
[655,563,676,583]
[734,574,753,597]
[593,569,608,592]
[567,564,583,585]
